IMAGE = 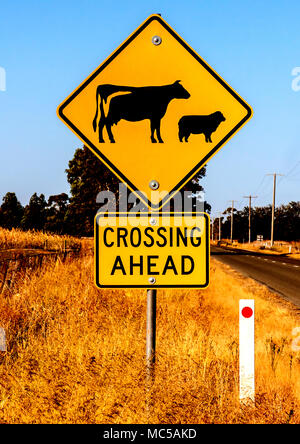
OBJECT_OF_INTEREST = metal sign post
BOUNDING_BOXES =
[145,288,157,417]
[146,289,157,378]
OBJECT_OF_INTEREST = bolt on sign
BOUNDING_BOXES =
[57,14,252,210]
[95,212,209,288]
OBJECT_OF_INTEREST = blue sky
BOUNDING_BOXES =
[0,0,299,218]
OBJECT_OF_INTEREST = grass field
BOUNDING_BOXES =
[0,227,83,251]
[0,248,299,424]
[214,239,300,258]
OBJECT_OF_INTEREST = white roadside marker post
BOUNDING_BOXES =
[239,299,255,404]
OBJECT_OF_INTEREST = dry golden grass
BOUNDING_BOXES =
[0,253,299,423]
[0,227,84,251]
[213,239,300,258]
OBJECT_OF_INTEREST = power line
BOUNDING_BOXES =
[253,174,267,195]
[275,161,300,193]
[280,160,300,181]
[266,173,284,247]
[254,175,277,206]
[284,176,300,182]
[252,161,298,206]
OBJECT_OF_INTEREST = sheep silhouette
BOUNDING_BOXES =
[178,111,226,143]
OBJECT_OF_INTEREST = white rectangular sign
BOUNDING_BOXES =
[239,299,255,403]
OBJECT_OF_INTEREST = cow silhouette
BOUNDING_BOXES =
[92,81,190,143]
[178,111,226,143]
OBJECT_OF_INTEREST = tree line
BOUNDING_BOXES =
[0,145,210,237]
[213,202,300,242]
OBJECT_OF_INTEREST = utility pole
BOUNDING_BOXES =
[243,195,257,243]
[217,212,222,241]
[211,217,214,241]
[267,173,283,247]
[228,200,238,243]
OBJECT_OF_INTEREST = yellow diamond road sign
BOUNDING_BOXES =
[58,14,252,210]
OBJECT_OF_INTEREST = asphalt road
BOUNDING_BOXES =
[211,245,300,307]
